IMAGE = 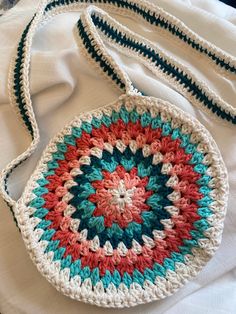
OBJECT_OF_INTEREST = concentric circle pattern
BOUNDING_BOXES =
[20,95,227,307]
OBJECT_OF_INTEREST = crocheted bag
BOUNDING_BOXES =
[1,0,234,308]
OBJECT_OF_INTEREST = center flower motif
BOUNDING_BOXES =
[109,180,136,211]
[89,165,153,228]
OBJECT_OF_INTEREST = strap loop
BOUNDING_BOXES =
[0,0,235,215]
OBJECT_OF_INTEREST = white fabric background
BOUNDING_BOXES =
[0,0,236,313]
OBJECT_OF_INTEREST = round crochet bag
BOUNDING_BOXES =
[1,0,234,308]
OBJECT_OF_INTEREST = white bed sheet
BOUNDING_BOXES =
[0,0,236,313]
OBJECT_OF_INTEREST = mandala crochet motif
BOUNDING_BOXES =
[0,0,232,308]
[17,95,227,307]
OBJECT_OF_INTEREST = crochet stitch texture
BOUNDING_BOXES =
[0,0,232,308]
[18,95,228,307]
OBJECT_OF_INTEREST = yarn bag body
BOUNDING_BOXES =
[1,0,235,308]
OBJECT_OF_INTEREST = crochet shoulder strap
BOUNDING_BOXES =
[0,0,235,214]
